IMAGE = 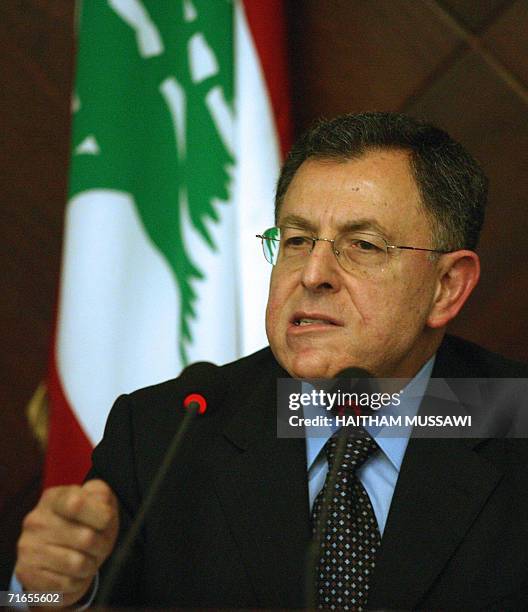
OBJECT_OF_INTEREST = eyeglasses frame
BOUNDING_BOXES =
[256,225,452,270]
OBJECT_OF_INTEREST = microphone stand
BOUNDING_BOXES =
[97,401,201,605]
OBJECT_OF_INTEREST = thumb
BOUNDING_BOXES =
[82,480,119,543]
[82,479,116,506]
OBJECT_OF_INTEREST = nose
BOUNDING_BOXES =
[300,238,342,293]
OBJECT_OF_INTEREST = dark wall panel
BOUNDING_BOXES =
[287,0,460,129]
[437,0,511,31]
[0,0,75,589]
[484,0,528,85]
[407,50,528,357]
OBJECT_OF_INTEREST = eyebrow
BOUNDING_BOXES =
[279,214,390,237]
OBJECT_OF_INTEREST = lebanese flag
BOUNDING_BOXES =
[44,0,292,487]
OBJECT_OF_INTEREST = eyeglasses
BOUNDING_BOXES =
[256,226,451,275]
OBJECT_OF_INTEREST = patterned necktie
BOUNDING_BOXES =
[312,434,380,611]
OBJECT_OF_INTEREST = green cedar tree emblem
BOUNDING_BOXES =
[70,0,235,364]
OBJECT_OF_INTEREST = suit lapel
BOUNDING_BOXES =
[369,336,504,609]
[212,355,311,608]
[368,437,503,609]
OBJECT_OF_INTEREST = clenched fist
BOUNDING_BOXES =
[15,479,119,607]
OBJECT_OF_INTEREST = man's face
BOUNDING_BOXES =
[265,150,443,379]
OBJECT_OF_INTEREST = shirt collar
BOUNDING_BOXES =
[304,356,436,473]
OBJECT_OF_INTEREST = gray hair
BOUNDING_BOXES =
[275,112,488,250]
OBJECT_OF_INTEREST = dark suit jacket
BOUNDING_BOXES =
[89,335,528,609]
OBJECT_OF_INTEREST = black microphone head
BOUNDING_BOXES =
[335,367,372,380]
[332,366,377,397]
[177,361,225,416]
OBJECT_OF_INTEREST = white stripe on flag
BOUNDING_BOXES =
[235,1,279,357]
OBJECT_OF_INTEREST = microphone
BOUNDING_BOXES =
[97,361,223,605]
[305,367,372,609]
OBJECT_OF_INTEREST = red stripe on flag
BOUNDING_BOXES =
[43,345,93,488]
[242,0,293,158]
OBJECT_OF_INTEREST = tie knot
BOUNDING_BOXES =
[325,433,378,472]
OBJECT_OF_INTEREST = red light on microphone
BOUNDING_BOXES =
[183,393,207,415]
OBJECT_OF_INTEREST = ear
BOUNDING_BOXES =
[427,250,480,329]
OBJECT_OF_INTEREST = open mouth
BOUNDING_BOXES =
[291,313,342,327]
[293,318,336,327]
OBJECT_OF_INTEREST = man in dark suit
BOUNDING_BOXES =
[15,112,528,609]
